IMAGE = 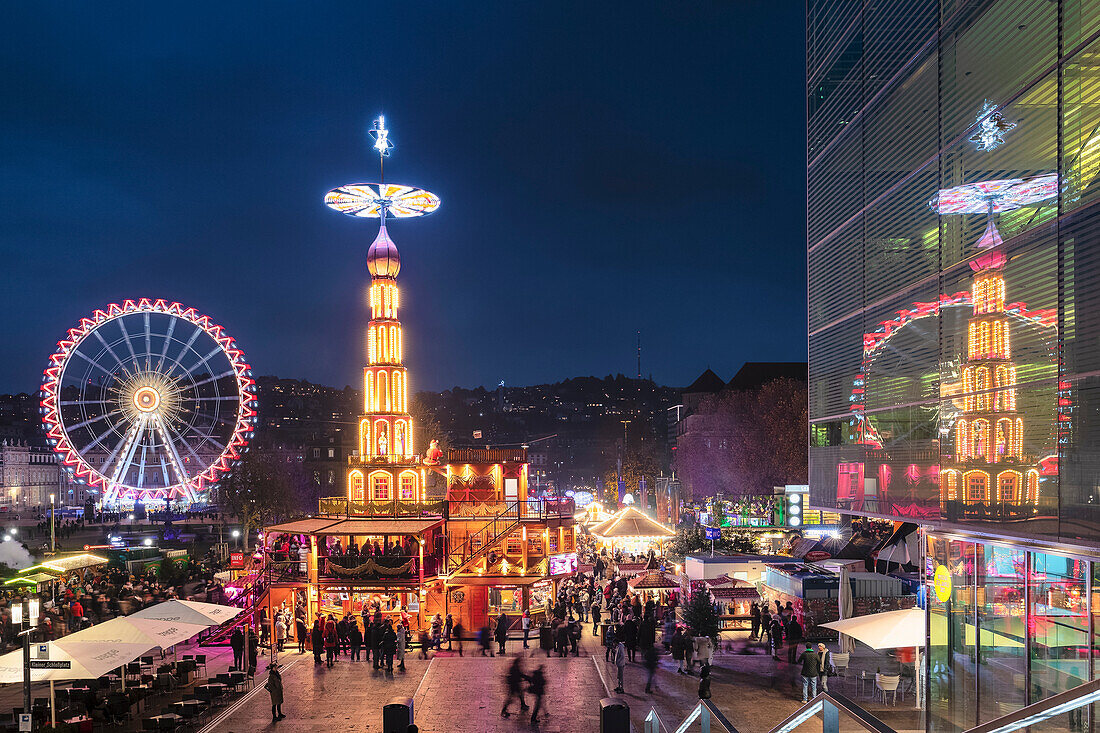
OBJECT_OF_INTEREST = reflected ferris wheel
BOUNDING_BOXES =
[40,299,257,506]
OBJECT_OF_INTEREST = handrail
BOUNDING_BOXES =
[752,677,1100,733]
[644,699,739,733]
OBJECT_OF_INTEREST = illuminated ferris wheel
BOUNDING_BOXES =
[40,299,257,507]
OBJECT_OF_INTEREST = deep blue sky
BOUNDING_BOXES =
[2,2,806,394]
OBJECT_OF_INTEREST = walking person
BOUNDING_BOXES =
[623,617,638,662]
[749,603,761,640]
[371,620,384,669]
[591,602,601,636]
[613,638,627,694]
[817,643,833,693]
[451,620,464,657]
[527,665,547,725]
[500,658,529,719]
[495,612,509,656]
[444,614,454,651]
[265,661,285,722]
[796,643,820,703]
[769,614,784,661]
[230,626,245,670]
[247,627,259,676]
[521,610,531,649]
[643,643,659,694]
[478,625,494,657]
[671,627,687,674]
[604,623,617,662]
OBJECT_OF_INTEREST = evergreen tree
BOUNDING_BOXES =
[682,588,720,641]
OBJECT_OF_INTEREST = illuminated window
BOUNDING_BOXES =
[957,420,970,459]
[366,372,375,412]
[968,322,978,358]
[993,321,1004,357]
[998,471,1020,503]
[979,322,991,357]
[976,368,992,410]
[378,371,389,412]
[400,473,416,500]
[941,470,958,503]
[349,471,364,502]
[360,419,370,456]
[995,418,1010,457]
[965,471,988,503]
[368,326,377,363]
[373,474,390,500]
[1013,418,1023,457]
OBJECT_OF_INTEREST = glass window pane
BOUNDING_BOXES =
[1029,551,1088,702]
[977,544,1027,722]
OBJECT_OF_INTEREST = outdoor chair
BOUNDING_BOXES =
[193,655,207,675]
[876,673,901,706]
[832,653,850,677]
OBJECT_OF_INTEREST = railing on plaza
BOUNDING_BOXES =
[657,677,1100,733]
[318,496,446,517]
[321,554,423,580]
[644,699,739,733]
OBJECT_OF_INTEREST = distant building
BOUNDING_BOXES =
[0,440,83,511]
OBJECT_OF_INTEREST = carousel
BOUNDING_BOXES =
[590,506,675,557]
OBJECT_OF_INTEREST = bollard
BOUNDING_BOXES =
[382,696,414,733]
[600,696,630,733]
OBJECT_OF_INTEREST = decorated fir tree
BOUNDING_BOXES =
[682,588,720,641]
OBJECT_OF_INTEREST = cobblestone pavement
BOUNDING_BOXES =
[91,629,924,733]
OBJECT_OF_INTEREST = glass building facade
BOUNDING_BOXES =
[807,1,1100,730]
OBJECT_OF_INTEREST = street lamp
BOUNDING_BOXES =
[49,494,55,553]
[232,529,241,548]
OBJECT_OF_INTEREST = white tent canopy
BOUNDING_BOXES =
[820,607,925,649]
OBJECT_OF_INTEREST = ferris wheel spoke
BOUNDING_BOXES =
[105,419,145,487]
[136,441,149,489]
[93,330,131,379]
[157,316,178,371]
[180,369,236,391]
[67,411,118,433]
[152,413,191,488]
[158,457,171,487]
[116,318,141,371]
[69,348,117,380]
[143,312,152,370]
[59,399,111,406]
[79,423,121,456]
[164,326,204,380]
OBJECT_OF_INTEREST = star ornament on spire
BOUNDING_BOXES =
[370,115,393,157]
[969,100,1017,152]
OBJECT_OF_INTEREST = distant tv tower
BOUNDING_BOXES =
[636,331,642,379]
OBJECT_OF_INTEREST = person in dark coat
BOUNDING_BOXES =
[371,621,384,669]
[495,613,509,655]
[295,616,308,654]
[797,643,820,702]
[348,619,363,661]
[478,625,494,657]
[382,619,398,671]
[671,627,687,674]
[500,657,528,718]
[591,603,602,636]
[769,616,784,660]
[266,661,284,722]
[604,624,617,662]
[247,628,259,676]
[555,620,569,657]
[643,644,659,693]
[526,665,547,725]
[749,603,762,640]
[786,617,803,664]
[698,662,712,700]
[622,617,638,662]
[310,619,324,665]
[230,627,245,669]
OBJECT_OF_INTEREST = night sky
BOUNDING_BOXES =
[2,2,806,395]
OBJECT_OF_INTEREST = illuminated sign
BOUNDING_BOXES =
[933,564,952,602]
[229,552,245,569]
[548,552,578,576]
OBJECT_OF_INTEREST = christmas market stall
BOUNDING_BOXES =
[628,570,681,606]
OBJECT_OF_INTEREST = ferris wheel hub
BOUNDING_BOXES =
[132,386,161,413]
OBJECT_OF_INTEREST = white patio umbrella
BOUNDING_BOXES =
[0,639,153,727]
[837,565,855,654]
[820,607,925,649]
[63,616,208,649]
[132,599,243,626]
[822,607,926,709]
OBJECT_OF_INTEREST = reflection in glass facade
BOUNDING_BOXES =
[808,0,1100,543]
[809,2,1100,731]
